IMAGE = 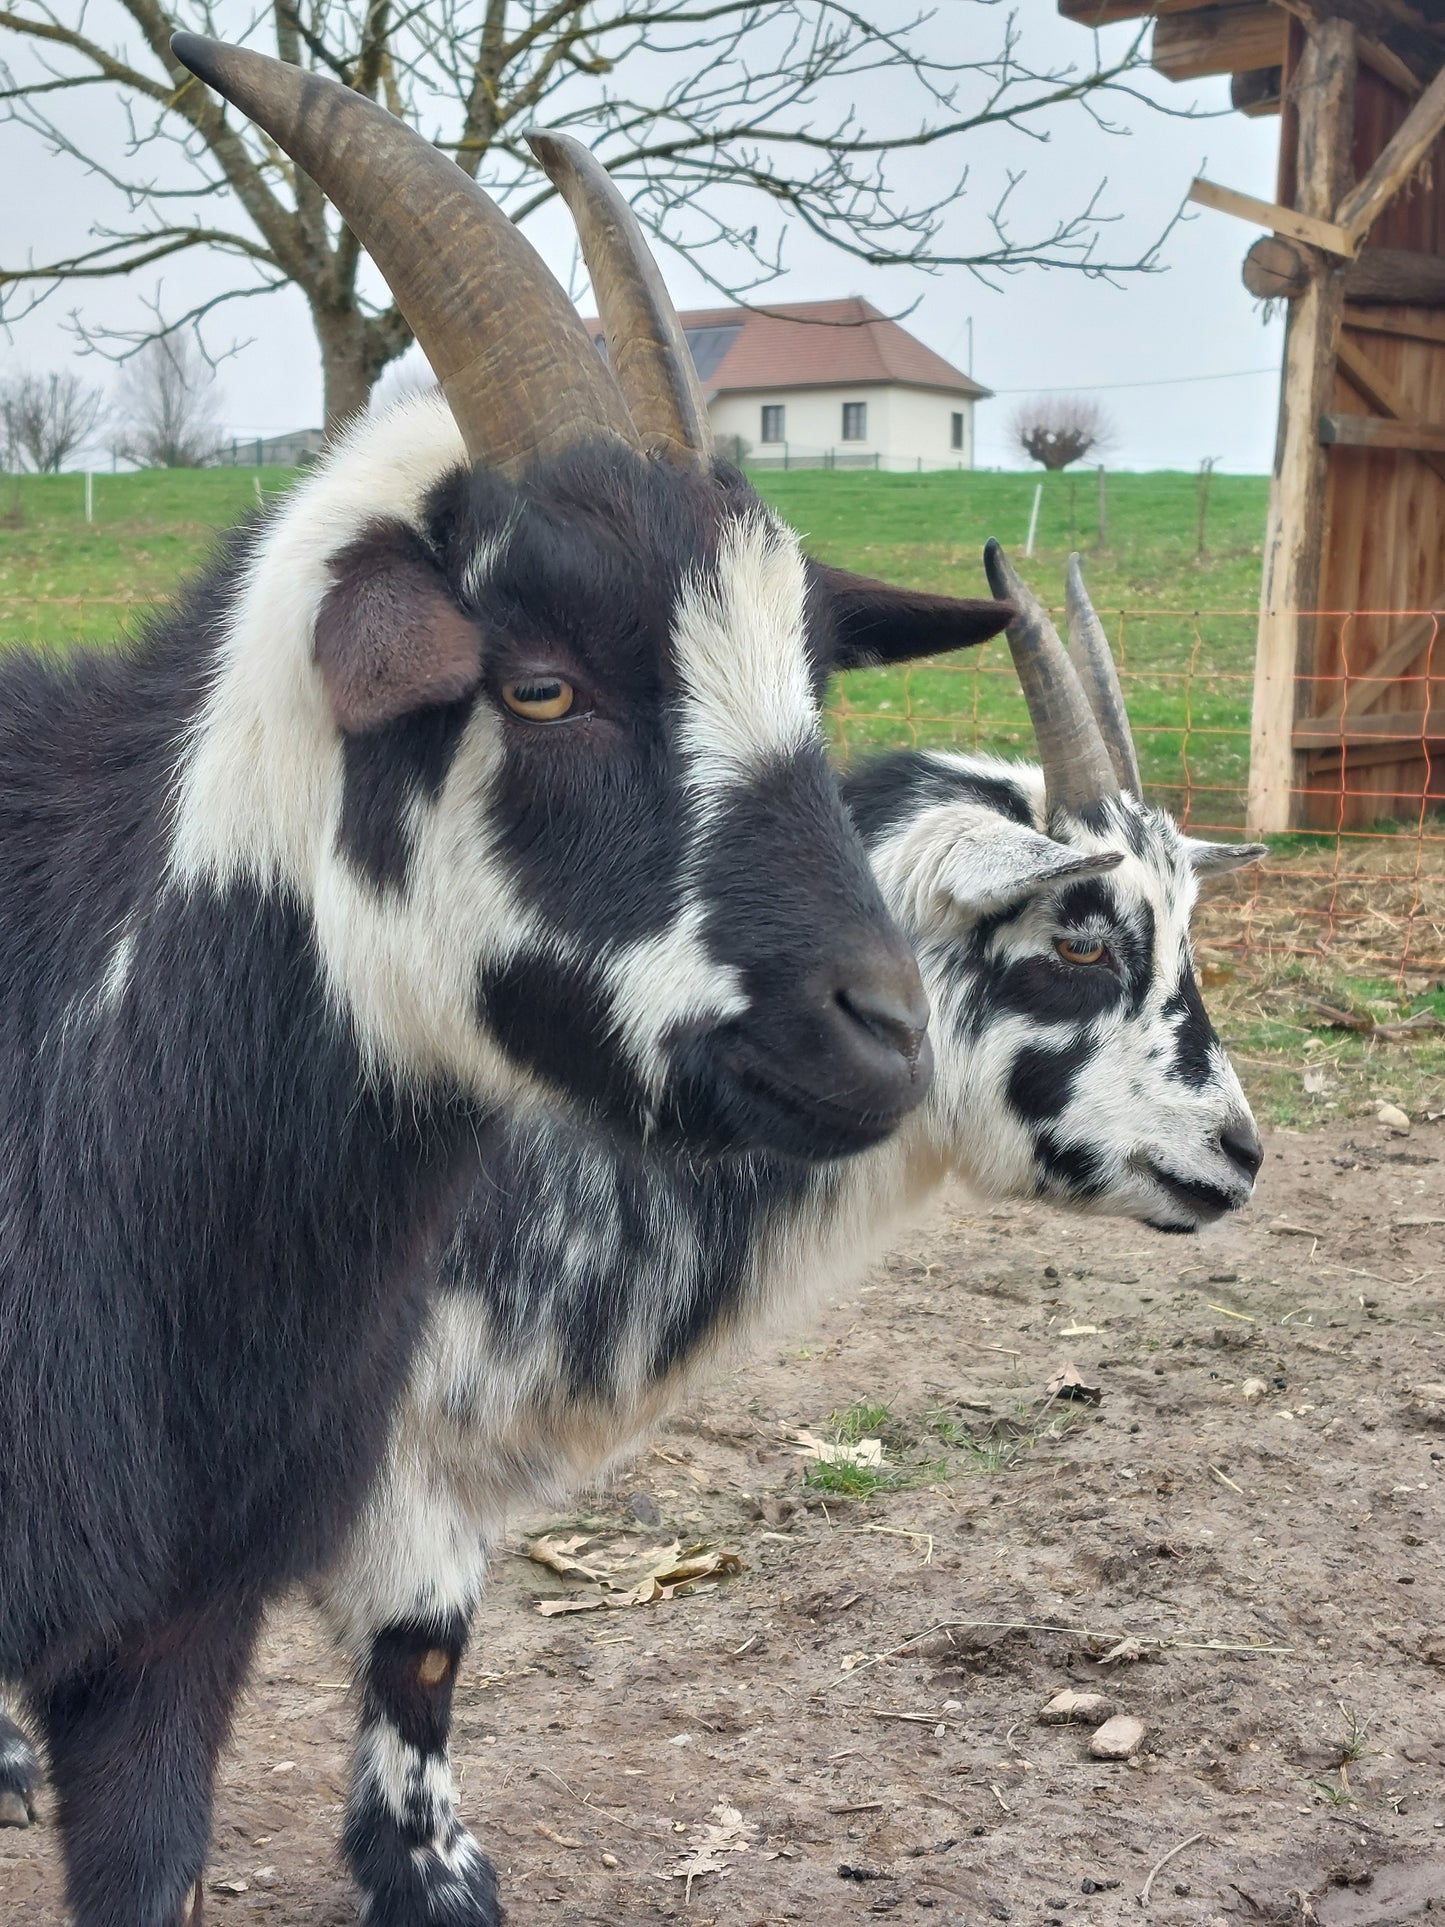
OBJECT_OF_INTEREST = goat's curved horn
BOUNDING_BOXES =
[983,539,1119,813]
[525,131,711,465]
[1065,553,1142,796]
[170,34,639,474]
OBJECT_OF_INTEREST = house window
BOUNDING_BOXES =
[951,411,965,451]
[760,404,785,443]
[842,401,867,442]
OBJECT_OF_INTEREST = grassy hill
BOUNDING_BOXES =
[0,463,1268,812]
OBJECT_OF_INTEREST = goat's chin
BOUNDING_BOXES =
[657,1037,913,1163]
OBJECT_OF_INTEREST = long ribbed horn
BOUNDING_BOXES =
[526,131,711,465]
[983,539,1119,813]
[170,34,639,473]
[1065,553,1142,796]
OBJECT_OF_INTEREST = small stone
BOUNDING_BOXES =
[601,1851,619,1870]
[0,1791,31,1828]
[626,1491,662,1527]
[1378,1102,1411,1135]
[1242,1377,1269,1402]
[210,1879,249,1896]
[1419,1629,1445,1667]
[1089,1715,1146,1761]
[1039,1688,1113,1727]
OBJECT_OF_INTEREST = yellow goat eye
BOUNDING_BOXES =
[502,676,575,722]
[1056,937,1106,966]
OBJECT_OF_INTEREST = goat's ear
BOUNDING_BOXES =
[812,561,1013,672]
[315,523,483,734]
[897,805,1123,929]
[1183,837,1269,877]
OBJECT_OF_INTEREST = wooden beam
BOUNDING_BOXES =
[1189,176,1356,255]
[1244,238,1445,304]
[1334,59,1445,241]
[1357,32,1426,97]
[1057,0,1201,23]
[1250,16,1357,833]
[1294,706,1444,746]
[1313,595,1445,722]
[1153,4,1285,81]
[1344,304,1445,346]
[1320,412,1445,449]
[1335,333,1445,485]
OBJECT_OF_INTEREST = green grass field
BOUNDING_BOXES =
[2,461,1443,1120]
[0,462,1269,816]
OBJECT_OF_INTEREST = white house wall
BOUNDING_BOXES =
[708,384,975,471]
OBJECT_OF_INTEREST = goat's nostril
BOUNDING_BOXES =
[1219,1119,1263,1181]
[834,973,930,1070]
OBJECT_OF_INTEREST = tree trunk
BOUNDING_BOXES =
[315,306,412,440]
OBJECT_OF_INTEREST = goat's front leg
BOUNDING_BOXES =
[343,1597,500,1927]
[320,1492,498,1927]
[35,1598,261,1927]
[0,1700,41,1827]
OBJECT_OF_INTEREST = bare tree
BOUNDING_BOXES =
[0,5,1189,433]
[1010,394,1115,471]
[0,369,106,471]
[116,333,221,467]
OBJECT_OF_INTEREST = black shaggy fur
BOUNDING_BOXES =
[0,573,482,1925]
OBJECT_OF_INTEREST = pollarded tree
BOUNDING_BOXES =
[0,4,1184,433]
[1011,394,1115,471]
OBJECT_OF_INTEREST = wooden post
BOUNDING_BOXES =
[1249,17,1356,833]
[1096,464,1107,550]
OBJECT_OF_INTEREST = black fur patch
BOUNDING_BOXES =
[844,750,1035,847]
[1163,961,1218,1089]
[337,700,473,891]
[1008,1034,1097,1123]
[476,946,650,1130]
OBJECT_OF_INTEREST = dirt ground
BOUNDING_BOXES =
[4,1116,1444,1926]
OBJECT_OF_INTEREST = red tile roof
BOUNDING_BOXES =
[585,297,989,401]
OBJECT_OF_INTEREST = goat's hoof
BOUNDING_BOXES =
[354,1829,502,1927]
[180,1880,204,1926]
[0,1789,32,1828]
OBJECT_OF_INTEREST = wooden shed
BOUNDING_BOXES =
[1062,0,1445,831]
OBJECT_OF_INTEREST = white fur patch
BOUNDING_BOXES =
[169,394,466,894]
[606,902,747,1098]
[672,512,816,792]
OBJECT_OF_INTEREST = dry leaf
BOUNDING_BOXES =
[790,1428,883,1467]
[1097,1635,1145,1665]
[1045,1358,1102,1405]
[668,1804,756,1891]
[528,1529,743,1615]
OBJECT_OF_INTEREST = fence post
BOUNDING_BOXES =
[783,442,789,472]
[1096,465,1108,551]
[84,472,93,524]
[1024,480,1043,558]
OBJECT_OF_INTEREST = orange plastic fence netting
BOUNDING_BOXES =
[3,596,1441,985]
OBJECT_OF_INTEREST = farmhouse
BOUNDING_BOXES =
[589,297,990,471]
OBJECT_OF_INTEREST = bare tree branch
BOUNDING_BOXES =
[0,1,1203,430]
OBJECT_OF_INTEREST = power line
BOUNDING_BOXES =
[993,365,1278,396]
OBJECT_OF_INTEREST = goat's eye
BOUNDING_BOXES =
[1055,937,1106,966]
[502,676,575,722]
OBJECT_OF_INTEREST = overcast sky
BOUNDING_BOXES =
[0,5,1287,472]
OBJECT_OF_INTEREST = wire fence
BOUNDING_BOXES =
[4,594,1442,986]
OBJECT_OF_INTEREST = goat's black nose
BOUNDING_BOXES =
[1219,1118,1263,1181]
[834,953,931,1072]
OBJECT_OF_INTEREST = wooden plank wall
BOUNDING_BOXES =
[1309,62,1445,827]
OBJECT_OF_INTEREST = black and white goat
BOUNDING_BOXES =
[0,38,1011,1926]
[294,551,1266,1925]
